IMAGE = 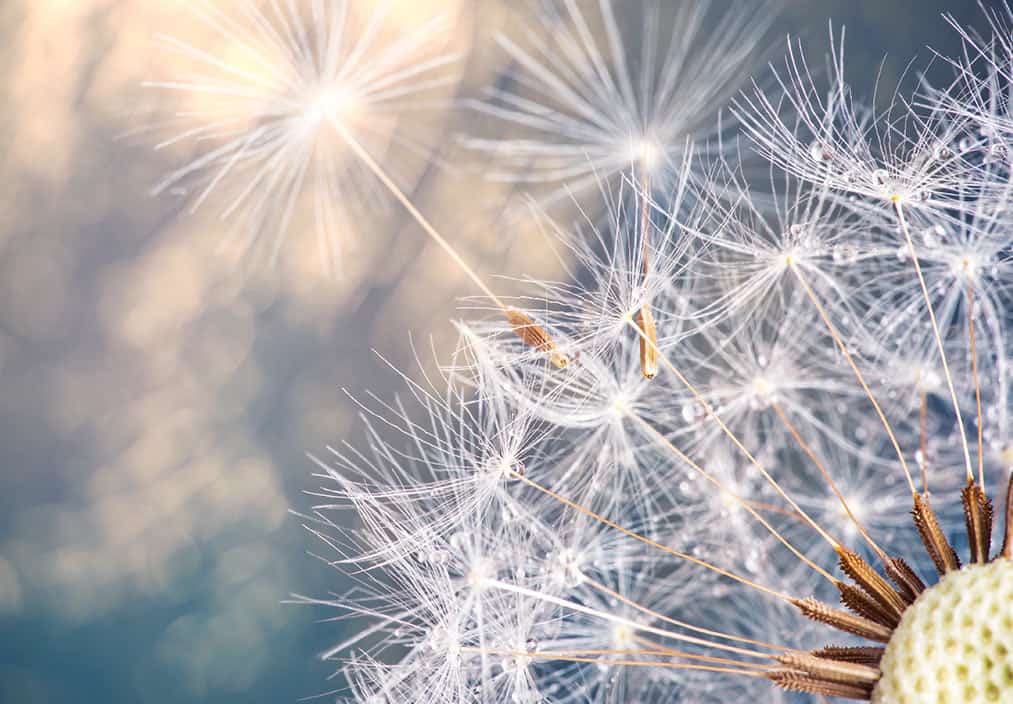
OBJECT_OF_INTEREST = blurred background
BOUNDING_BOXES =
[0,1,1000,702]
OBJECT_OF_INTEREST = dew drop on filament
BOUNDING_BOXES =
[809,140,835,163]
[832,244,857,264]
[681,403,699,424]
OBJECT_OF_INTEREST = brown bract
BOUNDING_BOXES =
[770,474,1013,701]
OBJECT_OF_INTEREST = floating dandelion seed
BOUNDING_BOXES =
[684,162,877,326]
[861,199,1013,404]
[143,0,460,273]
[462,0,776,210]
[148,2,578,371]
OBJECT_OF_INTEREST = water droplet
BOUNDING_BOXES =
[833,244,857,264]
[810,140,834,163]
[922,227,941,248]
[426,548,451,565]
[681,403,698,423]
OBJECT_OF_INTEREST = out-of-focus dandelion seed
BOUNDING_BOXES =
[142,0,460,274]
[463,0,777,209]
[146,0,577,369]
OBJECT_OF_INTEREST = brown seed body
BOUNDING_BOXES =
[775,651,881,686]
[769,670,873,700]
[882,556,925,603]
[1002,473,1013,559]
[636,304,659,380]
[961,480,993,563]
[791,598,893,643]
[811,646,884,668]
[837,549,908,617]
[912,494,961,575]
[505,307,569,369]
[837,583,900,629]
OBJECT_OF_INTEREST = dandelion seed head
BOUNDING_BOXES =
[295,4,1013,703]
[608,391,631,418]
[749,374,776,406]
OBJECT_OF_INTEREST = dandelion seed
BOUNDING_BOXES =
[463,0,776,210]
[143,0,459,273]
[861,200,1013,406]
[735,25,985,213]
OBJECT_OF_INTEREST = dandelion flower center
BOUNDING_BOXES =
[872,560,1013,704]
